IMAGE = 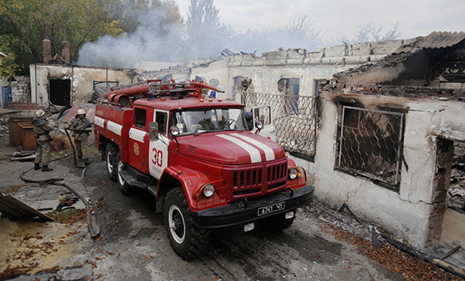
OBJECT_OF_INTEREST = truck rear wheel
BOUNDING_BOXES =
[164,188,208,260]
[260,210,296,233]
[105,143,118,182]
[116,152,133,196]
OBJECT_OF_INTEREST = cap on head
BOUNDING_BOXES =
[35,109,45,118]
[77,109,86,116]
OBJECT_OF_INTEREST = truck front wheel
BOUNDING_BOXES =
[164,188,208,260]
[105,143,118,182]
[259,210,296,233]
[116,152,133,196]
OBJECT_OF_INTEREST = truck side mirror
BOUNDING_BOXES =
[169,125,181,137]
[149,122,159,140]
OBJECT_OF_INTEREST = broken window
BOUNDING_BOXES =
[277,78,299,114]
[93,81,119,92]
[336,106,404,190]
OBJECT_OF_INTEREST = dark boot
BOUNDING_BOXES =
[42,165,53,172]
[34,163,41,170]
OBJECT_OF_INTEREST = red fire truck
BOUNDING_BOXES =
[94,80,314,259]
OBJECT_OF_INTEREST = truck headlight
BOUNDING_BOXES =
[202,184,215,198]
[288,168,299,180]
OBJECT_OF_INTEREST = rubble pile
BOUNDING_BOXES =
[448,142,465,213]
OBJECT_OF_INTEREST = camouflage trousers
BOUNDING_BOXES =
[75,136,88,159]
[35,140,51,166]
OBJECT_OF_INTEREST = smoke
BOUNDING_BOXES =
[77,9,187,68]
[76,4,326,68]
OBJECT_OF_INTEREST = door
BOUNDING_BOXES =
[149,110,169,180]
[128,107,149,173]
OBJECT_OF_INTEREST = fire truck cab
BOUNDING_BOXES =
[94,80,314,259]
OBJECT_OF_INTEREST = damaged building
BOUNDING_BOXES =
[29,31,138,107]
[189,31,465,253]
[316,31,465,252]
[30,64,137,107]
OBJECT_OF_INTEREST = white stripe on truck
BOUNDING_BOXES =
[94,116,105,128]
[107,120,122,136]
[129,127,146,143]
[217,134,262,163]
[231,133,275,161]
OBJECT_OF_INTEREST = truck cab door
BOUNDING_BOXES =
[148,110,169,180]
[128,107,149,173]
[251,105,276,141]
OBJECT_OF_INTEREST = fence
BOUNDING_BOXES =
[241,91,317,161]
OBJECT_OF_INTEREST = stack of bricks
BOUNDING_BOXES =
[10,76,31,102]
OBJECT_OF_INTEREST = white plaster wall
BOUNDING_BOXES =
[305,93,465,250]
[30,64,135,106]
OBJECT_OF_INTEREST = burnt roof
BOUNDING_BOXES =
[394,31,465,54]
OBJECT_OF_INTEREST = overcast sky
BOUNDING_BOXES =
[175,0,465,43]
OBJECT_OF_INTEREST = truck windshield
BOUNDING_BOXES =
[170,108,248,135]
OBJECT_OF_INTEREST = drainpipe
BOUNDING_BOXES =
[34,64,38,104]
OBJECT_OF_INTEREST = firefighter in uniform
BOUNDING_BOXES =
[66,109,92,165]
[32,109,55,172]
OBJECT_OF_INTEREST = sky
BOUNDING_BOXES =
[175,0,465,44]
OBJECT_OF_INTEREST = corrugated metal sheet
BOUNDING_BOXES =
[0,192,53,221]
[394,31,465,54]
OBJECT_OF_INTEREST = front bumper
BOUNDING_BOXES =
[196,185,314,229]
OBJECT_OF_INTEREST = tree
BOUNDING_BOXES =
[229,16,323,54]
[0,0,110,74]
[332,22,401,45]
[0,47,20,78]
[186,0,233,59]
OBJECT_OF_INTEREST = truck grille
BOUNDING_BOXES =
[230,161,287,198]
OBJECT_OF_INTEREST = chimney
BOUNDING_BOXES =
[61,26,70,64]
[42,25,52,63]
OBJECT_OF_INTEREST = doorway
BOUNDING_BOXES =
[49,79,71,107]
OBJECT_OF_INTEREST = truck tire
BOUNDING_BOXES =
[116,152,133,196]
[164,188,208,260]
[260,210,296,233]
[105,143,118,182]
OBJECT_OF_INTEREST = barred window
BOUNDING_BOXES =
[336,106,404,190]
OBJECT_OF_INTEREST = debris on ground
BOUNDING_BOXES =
[306,201,463,281]
[0,217,88,279]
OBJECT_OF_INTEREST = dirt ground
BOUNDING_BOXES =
[0,124,463,280]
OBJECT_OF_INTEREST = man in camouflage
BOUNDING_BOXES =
[66,109,92,165]
[32,109,55,172]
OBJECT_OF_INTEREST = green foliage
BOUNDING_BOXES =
[104,20,124,37]
[0,49,20,78]
[0,0,183,73]
[0,0,109,74]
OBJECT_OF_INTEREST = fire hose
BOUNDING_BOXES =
[20,156,102,239]
[64,128,78,167]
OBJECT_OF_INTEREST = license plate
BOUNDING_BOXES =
[257,202,285,216]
